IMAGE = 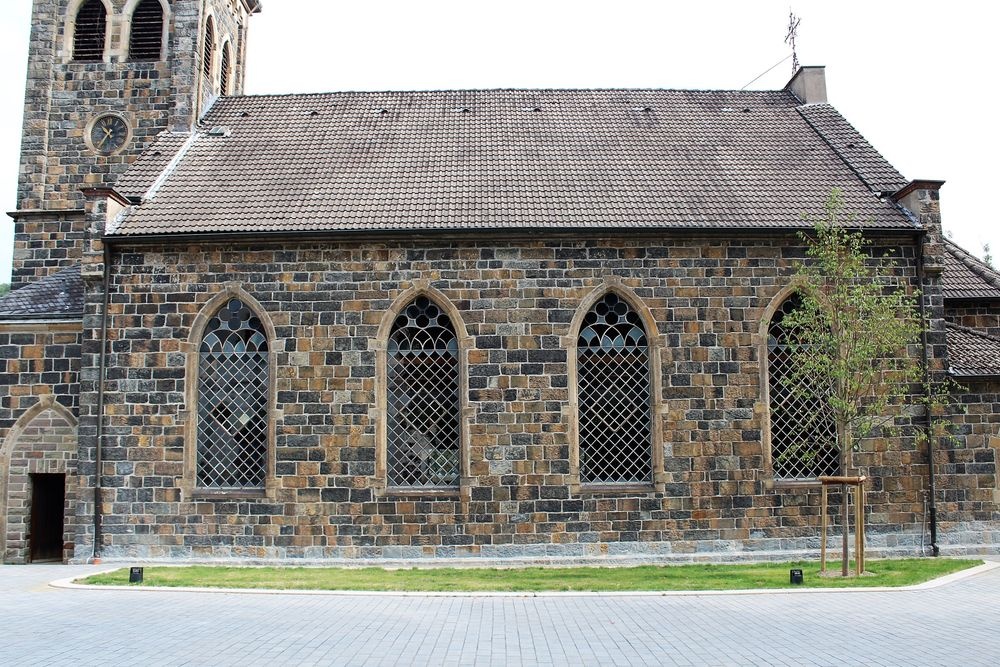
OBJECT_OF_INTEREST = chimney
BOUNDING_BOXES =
[785,66,827,105]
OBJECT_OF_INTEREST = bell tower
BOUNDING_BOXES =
[10,0,261,288]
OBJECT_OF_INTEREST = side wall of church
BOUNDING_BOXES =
[0,322,82,563]
[937,379,1000,552]
[69,235,999,561]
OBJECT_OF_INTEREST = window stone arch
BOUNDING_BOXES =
[759,287,841,483]
[183,284,277,498]
[202,15,216,85]
[1,397,78,564]
[124,0,169,61]
[373,283,472,495]
[67,0,110,62]
[565,280,664,492]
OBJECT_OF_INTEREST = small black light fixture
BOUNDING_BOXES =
[129,566,144,584]
[789,568,804,585]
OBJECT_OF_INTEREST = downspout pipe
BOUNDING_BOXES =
[92,241,112,562]
[916,231,939,556]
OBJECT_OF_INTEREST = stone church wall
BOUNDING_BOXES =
[936,379,1000,552]
[69,234,998,561]
[0,322,81,563]
[14,0,254,288]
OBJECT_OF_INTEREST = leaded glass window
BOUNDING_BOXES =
[577,293,652,484]
[767,294,840,479]
[386,296,460,487]
[197,298,268,489]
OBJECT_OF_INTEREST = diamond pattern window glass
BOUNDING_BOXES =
[767,294,840,479]
[197,299,268,489]
[128,0,164,61]
[386,296,460,487]
[577,293,652,484]
[73,1,106,62]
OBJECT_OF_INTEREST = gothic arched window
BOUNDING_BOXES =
[202,17,215,81]
[386,296,460,488]
[128,0,164,61]
[767,294,840,479]
[219,42,232,96]
[197,298,269,489]
[577,292,652,483]
[72,1,106,62]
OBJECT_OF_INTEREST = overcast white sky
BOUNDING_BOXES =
[1,0,997,282]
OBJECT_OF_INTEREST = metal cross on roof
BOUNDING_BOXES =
[786,10,802,73]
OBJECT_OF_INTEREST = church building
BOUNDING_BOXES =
[2,0,998,564]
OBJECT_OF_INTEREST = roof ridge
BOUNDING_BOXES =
[226,87,797,97]
[795,103,904,196]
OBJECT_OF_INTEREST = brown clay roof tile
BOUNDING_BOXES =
[108,89,917,237]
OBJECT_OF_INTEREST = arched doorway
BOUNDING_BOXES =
[1,399,78,564]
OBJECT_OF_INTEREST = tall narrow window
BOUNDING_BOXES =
[202,17,215,81]
[767,294,839,479]
[386,296,460,487]
[73,1,106,62]
[197,298,268,489]
[577,293,652,483]
[219,43,232,96]
[128,0,164,61]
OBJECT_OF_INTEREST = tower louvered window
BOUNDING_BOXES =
[220,43,231,96]
[577,293,652,484]
[203,17,215,81]
[386,296,460,488]
[128,0,163,61]
[73,1,106,62]
[767,294,840,479]
[197,299,269,489]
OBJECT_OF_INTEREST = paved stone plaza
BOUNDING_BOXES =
[0,561,998,666]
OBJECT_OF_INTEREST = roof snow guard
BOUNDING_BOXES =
[0,265,83,320]
[106,88,915,237]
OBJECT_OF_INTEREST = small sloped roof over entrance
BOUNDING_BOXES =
[108,88,914,237]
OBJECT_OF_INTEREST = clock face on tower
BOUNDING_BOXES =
[88,113,131,156]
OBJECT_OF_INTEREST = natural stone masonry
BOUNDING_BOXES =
[66,234,997,561]
[0,399,79,563]
[0,323,82,563]
[12,0,255,288]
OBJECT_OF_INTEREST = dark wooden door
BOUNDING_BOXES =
[29,473,65,562]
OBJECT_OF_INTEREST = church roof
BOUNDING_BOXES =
[946,323,1000,378]
[108,88,914,237]
[0,265,83,319]
[942,240,1000,300]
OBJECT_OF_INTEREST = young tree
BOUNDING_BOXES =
[780,189,924,473]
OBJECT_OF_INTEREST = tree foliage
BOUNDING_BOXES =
[780,189,925,468]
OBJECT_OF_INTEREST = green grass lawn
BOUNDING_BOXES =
[79,558,981,592]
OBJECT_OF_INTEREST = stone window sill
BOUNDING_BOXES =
[192,489,267,500]
[383,487,461,499]
[578,484,656,496]
[767,478,823,490]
